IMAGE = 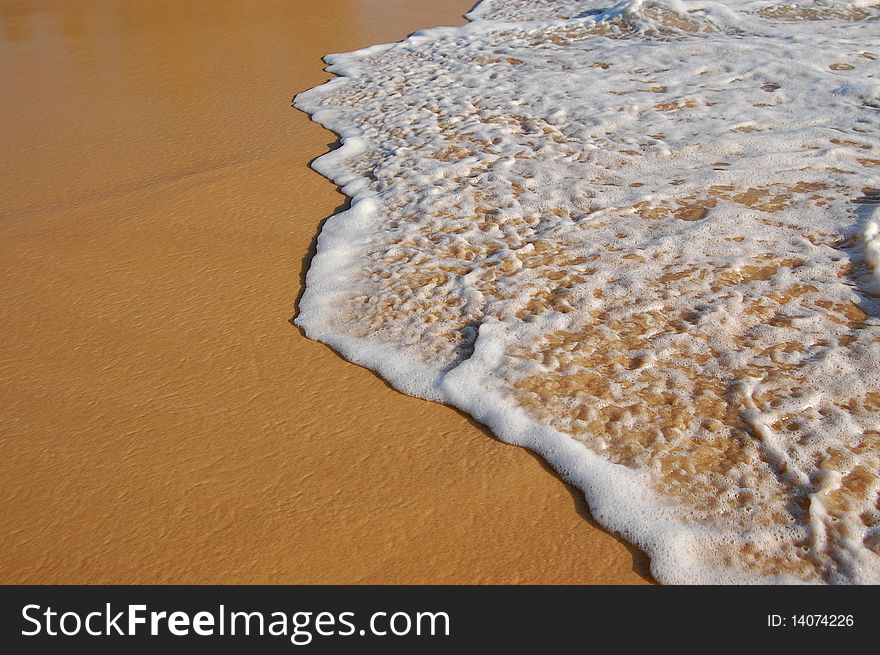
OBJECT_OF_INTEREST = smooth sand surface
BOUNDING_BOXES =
[0,0,650,583]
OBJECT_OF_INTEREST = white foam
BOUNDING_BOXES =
[862,206,880,287]
[296,1,880,583]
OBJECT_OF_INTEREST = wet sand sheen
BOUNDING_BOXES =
[0,0,650,583]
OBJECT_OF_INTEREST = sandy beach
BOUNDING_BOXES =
[0,0,649,584]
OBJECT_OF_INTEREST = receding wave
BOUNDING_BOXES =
[295,0,880,583]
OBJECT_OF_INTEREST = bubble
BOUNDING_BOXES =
[296,0,880,583]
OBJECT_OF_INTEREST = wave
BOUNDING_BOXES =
[295,0,880,583]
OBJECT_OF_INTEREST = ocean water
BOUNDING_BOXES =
[295,0,880,584]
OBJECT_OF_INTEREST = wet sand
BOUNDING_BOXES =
[0,0,650,584]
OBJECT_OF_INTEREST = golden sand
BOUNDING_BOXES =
[0,0,649,584]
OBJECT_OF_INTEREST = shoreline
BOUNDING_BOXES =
[293,0,880,584]
[0,0,650,584]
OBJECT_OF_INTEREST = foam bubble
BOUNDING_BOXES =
[296,1,880,583]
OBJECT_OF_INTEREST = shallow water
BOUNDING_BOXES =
[6,0,647,586]
[298,0,880,583]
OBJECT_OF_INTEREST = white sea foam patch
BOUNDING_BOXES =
[296,0,880,583]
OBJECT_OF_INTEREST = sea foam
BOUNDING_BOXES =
[296,0,880,583]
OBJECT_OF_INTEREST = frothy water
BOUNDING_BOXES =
[295,0,880,583]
